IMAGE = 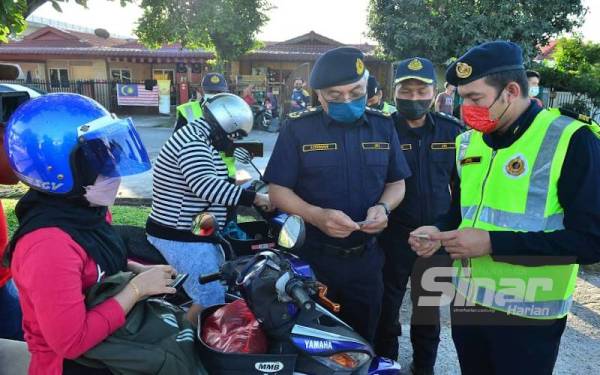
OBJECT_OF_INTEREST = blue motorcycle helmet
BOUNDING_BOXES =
[5,93,151,195]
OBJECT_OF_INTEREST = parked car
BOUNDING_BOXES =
[0,63,25,80]
[0,83,45,98]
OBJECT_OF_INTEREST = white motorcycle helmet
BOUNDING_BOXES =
[203,93,253,138]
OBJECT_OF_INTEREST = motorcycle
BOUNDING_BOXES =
[251,102,272,131]
[196,213,402,375]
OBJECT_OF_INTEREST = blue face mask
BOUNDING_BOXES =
[326,95,367,123]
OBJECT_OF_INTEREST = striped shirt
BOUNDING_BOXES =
[149,119,245,231]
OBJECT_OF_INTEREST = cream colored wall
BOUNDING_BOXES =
[46,59,108,80]
[12,62,45,80]
[107,62,152,81]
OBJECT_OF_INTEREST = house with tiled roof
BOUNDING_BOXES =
[234,31,391,112]
[0,26,390,112]
[0,25,211,85]
[535,39,559,63]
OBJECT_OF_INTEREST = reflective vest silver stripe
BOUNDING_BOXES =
[453,276,574,318]
[459,115,573,231]
[456,130,472,179]
[183,105,198,122]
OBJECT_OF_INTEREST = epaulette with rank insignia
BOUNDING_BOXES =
[432,111,465,130]
[365,106,392,118]
[558,107,593,124]
[287,106,322,120]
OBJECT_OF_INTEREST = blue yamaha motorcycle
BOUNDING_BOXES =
[197,213,401,375]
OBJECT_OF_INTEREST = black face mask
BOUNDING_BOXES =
[395,98,432,120]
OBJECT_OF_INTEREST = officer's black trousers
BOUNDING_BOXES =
[374,233,450,369]
[451,305,567,375]
[299,240,384,344]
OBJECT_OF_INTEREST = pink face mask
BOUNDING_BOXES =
[84,175,121,207]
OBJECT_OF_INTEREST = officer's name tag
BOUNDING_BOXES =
[401,144,412,151]
[460,156,482,165]
[302,143,338,152]
[362,142,390,150]
[431,142,456,150]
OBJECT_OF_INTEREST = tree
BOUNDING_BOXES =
[1,0,270,70]
[535,37,600,117]
[135,0,271,69]
[0,0,132,42]
[367,0,587,64]
[553,37,600,74]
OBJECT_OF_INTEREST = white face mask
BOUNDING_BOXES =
[529,86,540,97]
[84,175,121,207]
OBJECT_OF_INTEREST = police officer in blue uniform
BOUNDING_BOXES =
[373,57,462,374]
[265,47,411,343]
[174,72,229,132]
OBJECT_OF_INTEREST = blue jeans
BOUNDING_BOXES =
[147,236,225,307]
[0,279,23,340]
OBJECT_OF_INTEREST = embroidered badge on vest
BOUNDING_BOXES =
[431,142,456,150]
[401,144,412,151]
[362,142,390,150]
[302,143,338,152]
[460,156,481,165]
[505,155,528,178]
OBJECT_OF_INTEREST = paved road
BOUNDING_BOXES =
[120,116,600,375]
[118,115,278,199]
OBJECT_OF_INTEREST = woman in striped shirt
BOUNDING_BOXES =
[146,94,271,323]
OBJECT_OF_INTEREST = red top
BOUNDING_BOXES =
[11,227,126,375]
[0,202,11,287]
[243,94,256,106]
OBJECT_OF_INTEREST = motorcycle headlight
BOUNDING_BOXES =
[314,351,371,370]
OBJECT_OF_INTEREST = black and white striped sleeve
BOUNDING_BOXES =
[176,140,243,206]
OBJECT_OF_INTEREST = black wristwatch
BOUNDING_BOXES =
[376,202,390,216]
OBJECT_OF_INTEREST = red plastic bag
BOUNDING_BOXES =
[201,299,268,353]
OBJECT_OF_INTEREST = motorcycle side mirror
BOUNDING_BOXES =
[191,213,218,237]
[277,215,306,251]
[233,145,263,179]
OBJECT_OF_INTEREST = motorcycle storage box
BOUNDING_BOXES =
[226,221,276,256]
[197,304,296,375]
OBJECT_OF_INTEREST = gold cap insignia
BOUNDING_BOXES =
[210,75,220,84]
[456,62,473,79]
[408,58,423,71]
[579,114,591,123]
[356,58,365,76]
[505,156,527,177]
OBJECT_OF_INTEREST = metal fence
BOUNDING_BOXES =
[543,89,600,122]
[0,79,121,111]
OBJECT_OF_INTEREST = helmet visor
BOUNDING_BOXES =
[78,116,151,178]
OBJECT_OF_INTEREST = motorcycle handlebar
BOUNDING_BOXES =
[287,282,315,311]
[199,272,222,284]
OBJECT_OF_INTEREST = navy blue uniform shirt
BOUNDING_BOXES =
[389,111,462,232]
[265,107,411,246]
[437,101,600,264]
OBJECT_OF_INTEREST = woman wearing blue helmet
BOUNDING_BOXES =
[4,93,178,375]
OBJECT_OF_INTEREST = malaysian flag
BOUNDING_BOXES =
[117,84,159,107]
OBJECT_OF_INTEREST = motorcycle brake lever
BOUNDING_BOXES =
[315,282,341,313]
